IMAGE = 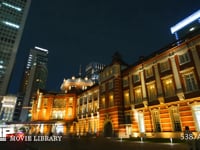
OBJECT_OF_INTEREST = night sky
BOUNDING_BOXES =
[8,0,200,93]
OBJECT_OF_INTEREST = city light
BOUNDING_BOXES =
[2,2,22,11]
[34,46,49,53]
[2,21,20,29]
[170,9,200,34]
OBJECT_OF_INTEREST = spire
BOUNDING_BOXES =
[79,64,82,77]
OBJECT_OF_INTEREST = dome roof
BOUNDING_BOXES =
[60,76,93,92]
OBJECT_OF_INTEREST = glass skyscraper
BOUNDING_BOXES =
[19,46,48,122]
[0,0,31,95]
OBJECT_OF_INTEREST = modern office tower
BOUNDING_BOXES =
[85,62,105,84]
[0,0,31,95]
[12,94,23,121]
[0,95,17,122]
[170,9,200,41]
[19,46,48,122]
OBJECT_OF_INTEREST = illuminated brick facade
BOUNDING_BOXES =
[31,34,200,138]
[30,90,77,135]
[75,85,100,136]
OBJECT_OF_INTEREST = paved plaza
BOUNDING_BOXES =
[0,136,191,150]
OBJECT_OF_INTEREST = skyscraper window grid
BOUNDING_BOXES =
[0,0,31,95]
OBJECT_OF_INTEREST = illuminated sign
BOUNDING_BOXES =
[170,9,200,34]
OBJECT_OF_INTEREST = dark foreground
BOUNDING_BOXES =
[0,137,189,150]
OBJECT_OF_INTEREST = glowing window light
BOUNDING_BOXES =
[2,2,22,11]
[34,46,48,53]
[170,9,200,34]
[2,21,20,29]
[0,65,3,69]
[189,27,195,31]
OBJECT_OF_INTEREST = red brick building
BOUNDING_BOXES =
[31,34,200,138]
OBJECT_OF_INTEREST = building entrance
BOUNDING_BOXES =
[104,122,112,137]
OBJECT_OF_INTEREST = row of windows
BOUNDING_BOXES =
[122,71,198,105]
[0,26,18,36]
[50,108,73,119]
[0,54,11,64]
[100,66,120,81]
[138,106,200,132]
[100,72,198,106]
[0,9,23,22]
[0,11,23,25]
[78,92,99,105]
[0,107,15,121]
[38,98,74,108]
[78,102,98,114]
[101,80,114,92]
[133,72,198,104]
[101,93,114,108]
[132,52,191,83]
[3,0,27,9]
[0,23,19,33]
[0,46,13,52]
[0,37,15,44]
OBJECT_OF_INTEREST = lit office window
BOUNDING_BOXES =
[152,110,161,132]
[147,83,157,101]
[101,84,105,92]
[108,80,113,89]
[138,111,145,133]
[101,97,105,108]
[145,67,153,78]
[179,52,190,65]
[93,92,98,100]
[79,106,82,114]
[88,95,92,102]
[123,77,129,87]
[133,74,140,83]
[43,98,48,107]
[134,88,142,104]
[123,90,130,105]
[52,110,65,119]
[2,2,22,11]
[162,78,175,97]
[83,105,86,113]
[170,107,181,131]
[53,99,66,108]
[68,107,73,117]
[88,103,92,113]
[2,21,20,29]
[192,106,200,131]
[93,102,98,112]
[160,61,170,72]
[42,109,46,119]
[183,73,198,92]
[109,93,114,107]
[68,97,73,105]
